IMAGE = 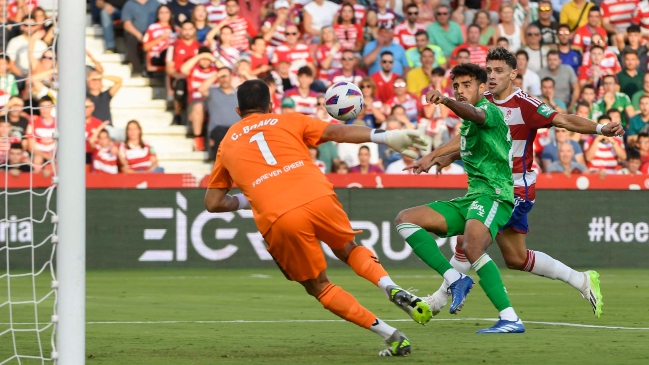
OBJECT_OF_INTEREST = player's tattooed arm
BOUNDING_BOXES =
[426,89,486,125]
[552,114,625,137]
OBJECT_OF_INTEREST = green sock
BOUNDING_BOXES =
[472,254,512,312]
[397,223,454,276]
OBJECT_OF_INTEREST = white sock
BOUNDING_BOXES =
[377,276,397,299]
[442,268,461,285]
[499,307,518,321]
[369,318,397,340]
[529,251,585,291]
[436,256,471,295]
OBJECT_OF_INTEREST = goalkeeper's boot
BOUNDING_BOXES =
[378,330,411,356]
[580,270,603,318]
[476,317,525,334]
[387,286,433,325]
[448,274,474,314]
[423,289,449,316]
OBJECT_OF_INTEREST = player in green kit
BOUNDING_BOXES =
[395,63,525,333]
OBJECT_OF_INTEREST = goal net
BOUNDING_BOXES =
[1,0,60,363]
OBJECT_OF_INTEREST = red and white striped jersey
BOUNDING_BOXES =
[262,17,290,47]
[92,144,119,174]
[143,23,174,58]
[273,43,314,75]
[583,136,624,173]
[85,117,103,153]
[30,116,56,154]
[119,142,156,171]
[386,94,421,122]
[315,44,342,81]
[328,69,366,86]
[336,3,367,25]
[600,0,640,34]
[334,23,363,51]
[188,64,218,101]
[220,16,257,51]
[205,1,226,26]
[580,49,622,73]
[485,88,557,201]
[633,1,649,36]
[376,9,398,28]
[393,22,426,50]
[450,43,489,67]
[7,0,38,21]
[212,44,241,70]
[284,88,319,116]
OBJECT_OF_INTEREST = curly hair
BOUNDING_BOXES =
[486,46,517,70]
[450,63,487,84]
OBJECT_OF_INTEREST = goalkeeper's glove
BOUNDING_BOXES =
[370,129,428,159]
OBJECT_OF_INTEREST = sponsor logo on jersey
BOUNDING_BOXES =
[537,104,555,118]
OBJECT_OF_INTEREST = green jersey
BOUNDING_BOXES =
[459,97,514,204]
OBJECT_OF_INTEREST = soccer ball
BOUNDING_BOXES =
[324,81,364,121]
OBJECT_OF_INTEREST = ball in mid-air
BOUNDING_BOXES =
[324,81,364,121]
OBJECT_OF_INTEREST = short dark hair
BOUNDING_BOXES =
[450,63,487,84]
[496,37,509,44]
[9,143,22,150]
[468,23,481,33]
[420,47,434,57]
[590,44,605,53]
[628,24,641,34]
[406,3,418,11]
[487,46,517,70]
[640,94,649,102]
[225,0,238,4]
[237,79,271,115]
[558,23,571,32]
[603,74,617,83]
[627,149,641,161]
[541,77,555,86]
[251,36,265,45]
[390,104,406,114]
[598,114,611,123]
[624,49,639,58]
[39,96,54,105]
[606,108,621,116]
[582,84,596,92]
[547,49,560,58]
[380,51,394,59]
[431,67,445,77]
[515,50,529,61]
[415,30,428,38]
[198,46,211,54]
[262,74,275,85]
[515,74,523,80]
[181,20,195,28]
[456,48,470,57]
[589,6,600,14]
[0,54,10,63]
[638,132,649,140]
[359,145,370,153]
[297,66,313,77]
[575,100,590,109]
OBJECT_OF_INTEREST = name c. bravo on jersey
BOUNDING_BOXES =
[252,160,305,187]
[231,118,279,140]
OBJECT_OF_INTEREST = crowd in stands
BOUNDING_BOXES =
[3,0,649,177]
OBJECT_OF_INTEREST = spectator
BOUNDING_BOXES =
[248,36,271,77]
[594,75,637,129]
[405,30,447,69]
[556,23,581,74]
[30,96,56,172]
[142,5,175,72]
[260,0,291,50]
[97,0,126,53]
[86,70,122,125]
[329,49,366,86]
[583,115,627,173]
[574,100,591,120]
[513,0,539,28]
[387,77,420,125]
[318,138,341,173]
[371,51,400,103]
[412,0,435,27]
[541,127,584,169]
[334,161,350,174]
[284,66,319,117]
[627,96,649,145]
[532,1,558,46]
[181,47,219,149]
[166,0,194,25]
[577,45,610,91]
[579,85,603,120]
[122,0,160,77]
[212,0,257,52]
[363,9,379,43]
[314,94,333,122]
[617,51,643,99]
[632,132,649,165]
[89,128,119,174]
[515,50,541,97]
[455,0,498,26]
[315,26,342,85]
[420,66,453,149]
[364,23,408,77]
[600,0,637,49]
[3,97,29,150]
[119,120,162,173]
[393,3,426,50]
[538,50,579,110]
[377,117,403,168]
[496,36,510,50]
[192,4,212,43]
[619,25,648,76]
[572,6,607,53]
[308,145,327,173]
[302,0,339,37]
[6,15,48,78]
[520,24,549,73]
[373,0,398,28]
[84,98,105,168]
[166,20,199,124]
[232,56,256,87]
[406,47,434,95]
[427,4,463,58]
[0,55,18,109]
[333,0,367,26]
[359,77,387,126]
[513,74,524,89]
[207,25,240,70]
[389,104,416,130]
[451,24,489,67]
[385,148,418,174]
[581,34,622,75]
[618,150,643,174]
[546,141,587,176]
[559,0,594,32]
[632,74,649,111]
[273,24,316,76]
[472,10,495,46]
[0,3,20,55]
[200,67,238,157]
[205,0,226,27]
[280,97,295,114]
[349,145,383,174]
[0,118,20,159]
[334,2,364,53]
[539,77,567,113]
[271,57,297,95]
[493,3,524,53]
[633,0,649,41]
[0,143,31,177]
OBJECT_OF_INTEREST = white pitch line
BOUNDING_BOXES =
[2,318,647,330]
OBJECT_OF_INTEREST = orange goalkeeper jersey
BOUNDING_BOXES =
[208,112,336,235]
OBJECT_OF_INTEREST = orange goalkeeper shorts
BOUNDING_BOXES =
[263,194,360,282]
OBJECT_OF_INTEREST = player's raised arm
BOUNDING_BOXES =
[319,124,428,159]
[552,113,625,137]
[427,89,487,126]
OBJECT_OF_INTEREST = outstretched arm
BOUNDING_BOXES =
[426,89,486,125]
[552,113,625,137]
[319,124,427,158]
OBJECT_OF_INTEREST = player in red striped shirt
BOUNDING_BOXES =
[450,25,489,67]
[393,3,426,50]
[284,66,320,117]
[211,0,257,52]
[412,47,624,320]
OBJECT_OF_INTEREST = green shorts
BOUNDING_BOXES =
[427,194,513,240]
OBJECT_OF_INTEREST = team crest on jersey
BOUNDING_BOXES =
[469,201,485,217]
[537,104,555,118]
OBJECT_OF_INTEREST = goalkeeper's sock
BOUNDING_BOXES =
[347,246,392,298]
[397,223,459,283]
[524,250,585,291]
[473,254,518,320]
[317,283,384,333]
[369,318,398,340]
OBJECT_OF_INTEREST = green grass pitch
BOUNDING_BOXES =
[1,268,649,364]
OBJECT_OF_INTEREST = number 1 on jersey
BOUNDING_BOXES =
[249,131,278,165]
